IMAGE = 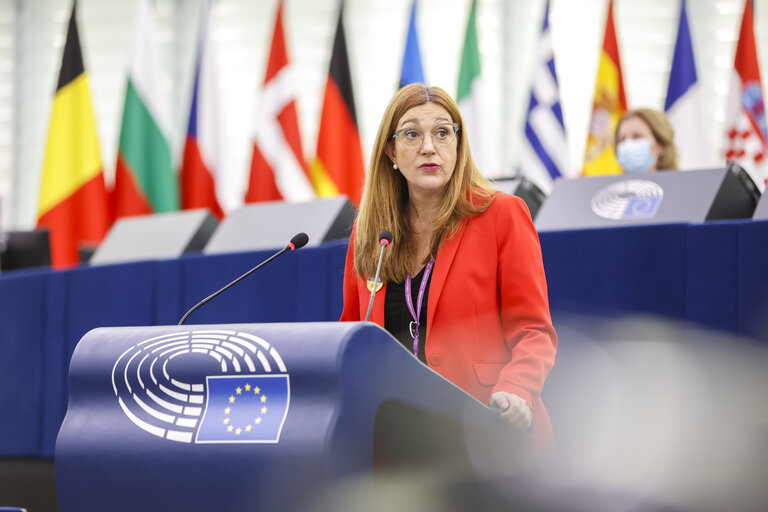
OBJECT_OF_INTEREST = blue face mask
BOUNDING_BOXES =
[616,138,657,173]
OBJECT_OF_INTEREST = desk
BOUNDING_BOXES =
[2,222,768,457]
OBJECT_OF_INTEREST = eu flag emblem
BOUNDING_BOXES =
[196,374,290,443]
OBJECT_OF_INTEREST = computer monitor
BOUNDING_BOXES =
[0,229,52,271]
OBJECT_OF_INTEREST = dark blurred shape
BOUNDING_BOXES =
[491,176,546,220]
[0,230,51,271]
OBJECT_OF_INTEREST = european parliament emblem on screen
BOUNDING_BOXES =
[591,179,663,220]
[111,330,290,444]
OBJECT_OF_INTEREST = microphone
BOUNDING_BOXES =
[178,232,309,325]
[364,230,393,322]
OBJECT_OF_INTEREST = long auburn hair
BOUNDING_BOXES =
[354,84,495,282]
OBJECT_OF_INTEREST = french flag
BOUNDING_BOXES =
[664,0,712,170]
[180,0,239,218]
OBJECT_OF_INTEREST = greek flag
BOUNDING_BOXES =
[518,0,569,194]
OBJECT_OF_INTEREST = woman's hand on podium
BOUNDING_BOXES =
[490,391,533,429]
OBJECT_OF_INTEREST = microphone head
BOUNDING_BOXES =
[379,230,393,247]
[288,232,309,250]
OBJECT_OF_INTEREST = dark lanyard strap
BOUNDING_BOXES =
[404,258,434,357]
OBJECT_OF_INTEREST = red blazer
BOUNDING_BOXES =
[340,192,557,444]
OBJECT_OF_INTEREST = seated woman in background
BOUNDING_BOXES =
[340,83,557,446]
[615,108,678,173]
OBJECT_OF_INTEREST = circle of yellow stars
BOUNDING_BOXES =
[223,382,268,435]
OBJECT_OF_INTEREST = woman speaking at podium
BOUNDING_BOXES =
[340,84,557,445]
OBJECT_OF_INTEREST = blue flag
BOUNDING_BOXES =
[399,0,424,87]
[196,374,290,443]
[664,0,711,169]
[518,0,569,193]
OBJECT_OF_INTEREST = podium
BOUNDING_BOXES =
[55,323,521,511]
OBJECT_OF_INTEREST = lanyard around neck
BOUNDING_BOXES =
[404,258,434,357]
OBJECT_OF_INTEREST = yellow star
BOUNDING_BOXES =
[260,395,267,403]
[228,395,235,403]
[255,417,262,424]
[224,407,231,415]
[236,428,242,435]
[245,425,252,432]
[261,406,267,414]
[253,386,260,394]
[236,387,242,395]
[223,418,229,424]
[244,383,251,392]
[227,425,233,432]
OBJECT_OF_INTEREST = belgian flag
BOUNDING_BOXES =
[37,2,111,268]
[309,3,365,206]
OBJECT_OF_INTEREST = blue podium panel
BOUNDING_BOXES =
[177,240,348,325]
[56,323,509,512]
[540,224,688,320]
[0,270,48,455]
[686,221,740,332]
[737,220,768,341]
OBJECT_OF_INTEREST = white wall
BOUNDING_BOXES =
[1,0,765,230]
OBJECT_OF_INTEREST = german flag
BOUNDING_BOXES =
[309,3,365,206]
[37,2,111,268]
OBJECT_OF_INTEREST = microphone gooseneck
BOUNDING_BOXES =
[178,232,309,325]
[364,230,393,322]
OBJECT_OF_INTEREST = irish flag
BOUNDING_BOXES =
[113,0,178,217]
[37,2,111,269]
[583,0,627,176]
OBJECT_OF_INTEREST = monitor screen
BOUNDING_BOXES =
[0,229,52,271]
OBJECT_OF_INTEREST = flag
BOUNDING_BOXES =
[399,0,424,87]
[583,0,627,176]
[664,0,711,170]
[518,0,569,194]
[723,0,767,189]
[113,0,178,218]
[37,2,111,269]
[457,0,499,177]
[180,0,237,218]
[196,374,290,443]
[308,4,365,205]
[245,0,314,203]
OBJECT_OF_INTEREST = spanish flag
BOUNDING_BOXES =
[309,3,365,206]
[37,2,111,268]
[583,0,627,176]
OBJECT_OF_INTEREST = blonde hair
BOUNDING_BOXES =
[354,84,494,282]
[615,108,678,170]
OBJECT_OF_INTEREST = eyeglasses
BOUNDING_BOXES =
[391,123,460,149]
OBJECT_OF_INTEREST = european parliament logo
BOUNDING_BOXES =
[111,330,290,444]
[591,179,664,220]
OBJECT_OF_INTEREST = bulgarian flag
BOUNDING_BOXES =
[456,0,499,177]
[583,0,627,176]
[37,2,111,269]
[723,0,767,189]
[245,0,314,203]
[113,0,178,217]
[309,3,365,206]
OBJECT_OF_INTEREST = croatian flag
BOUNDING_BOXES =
[723,0,768,190]
[664,0,711,169]
[180,0,239,218]
[518,0,569,194]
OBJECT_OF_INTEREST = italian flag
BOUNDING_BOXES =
[456,0,499,177]
[37,2,111,269]
[112,0,178,217]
